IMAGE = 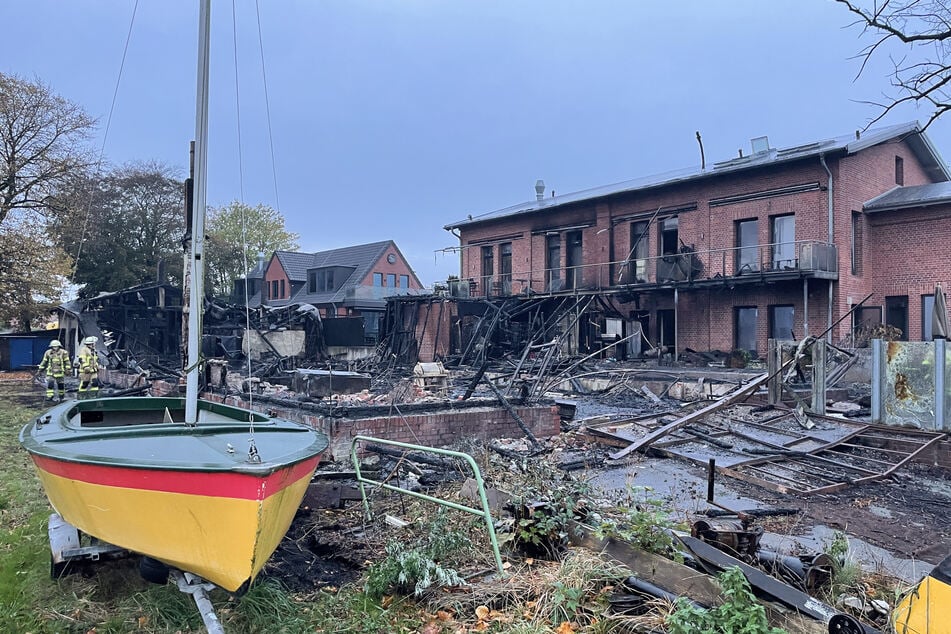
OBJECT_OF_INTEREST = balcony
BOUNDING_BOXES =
[454,240,837,298]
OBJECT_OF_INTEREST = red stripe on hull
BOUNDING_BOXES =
[31,454,319,500]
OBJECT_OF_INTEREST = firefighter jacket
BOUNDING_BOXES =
[39,349,71,377]
[77,347,101,374]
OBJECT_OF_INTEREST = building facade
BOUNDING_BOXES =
[444,122,951,356]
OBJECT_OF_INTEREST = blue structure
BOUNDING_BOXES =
[0,331,59,370]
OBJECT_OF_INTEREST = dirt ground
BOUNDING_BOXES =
[264,392,951,594]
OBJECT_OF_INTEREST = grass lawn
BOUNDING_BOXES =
[0,381,425,634]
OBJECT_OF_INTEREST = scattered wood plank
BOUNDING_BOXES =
[609,370,778,460]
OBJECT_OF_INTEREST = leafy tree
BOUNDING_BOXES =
[0,218,73,330]
[838,0,951,127]
[49,162,186,296]
[205,201,299,297]
[0,72,95,227]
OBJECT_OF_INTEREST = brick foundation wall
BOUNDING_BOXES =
[207,394,560,462]
[106,369,560,463]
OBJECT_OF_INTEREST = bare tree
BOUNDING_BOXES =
[838,0,951,128]
[0,72,96,226]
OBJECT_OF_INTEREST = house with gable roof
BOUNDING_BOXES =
[434,121,951,358]
[249,240,424,343]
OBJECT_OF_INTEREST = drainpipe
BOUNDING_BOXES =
[450,228,462,285]
[819,154,833,339]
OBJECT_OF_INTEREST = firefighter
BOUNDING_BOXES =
[75,336,101,399]
[38,340,70,401]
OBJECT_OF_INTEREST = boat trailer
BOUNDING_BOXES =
[48,514,225,633]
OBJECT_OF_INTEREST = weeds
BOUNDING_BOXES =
[595,485,684,560]
[667,566,784,634]
[501,473,591,559]
[364,509,471,598]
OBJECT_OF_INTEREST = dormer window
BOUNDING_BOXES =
[307,266,355,293]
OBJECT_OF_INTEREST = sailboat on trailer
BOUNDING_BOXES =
[19,0,328,594]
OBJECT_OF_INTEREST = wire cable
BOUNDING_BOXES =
[72,0,139,277]
[254,0,282,212]
[231,0,258,449]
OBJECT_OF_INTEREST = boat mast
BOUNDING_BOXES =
[186,0,211,424]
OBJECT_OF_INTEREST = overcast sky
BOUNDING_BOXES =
[5,1,949,285]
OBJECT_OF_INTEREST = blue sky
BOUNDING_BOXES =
[5,1,949,285]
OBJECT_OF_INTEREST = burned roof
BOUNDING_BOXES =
[863,181,951,213]
[446,121,949,230]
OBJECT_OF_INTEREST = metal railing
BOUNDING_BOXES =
[349,435,506,576]
[453,240,837,297]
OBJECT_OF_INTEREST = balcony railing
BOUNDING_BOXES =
[345,286,425,301]
[453,240,837,298]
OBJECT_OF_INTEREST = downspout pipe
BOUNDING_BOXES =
[819,154,833,339]
[450,228,462,284]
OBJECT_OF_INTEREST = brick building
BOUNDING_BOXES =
[440,122,951,357]
[238,240,424,343]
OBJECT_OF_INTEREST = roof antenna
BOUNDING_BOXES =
[696,131,705,170]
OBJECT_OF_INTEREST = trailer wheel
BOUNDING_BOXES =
[139,556,169,585]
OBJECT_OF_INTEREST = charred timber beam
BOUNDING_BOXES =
[485,379,541,451]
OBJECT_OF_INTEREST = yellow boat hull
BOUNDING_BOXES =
[892,555,951,634]
[31,453,319,592]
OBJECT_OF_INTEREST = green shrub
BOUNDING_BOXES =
[667,567,783,634]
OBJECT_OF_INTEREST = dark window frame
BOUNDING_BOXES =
[735,218,759,274]
[768,304,795,340]
[770,214,796,270]
[922,294,935,341]
[734,306,759,354]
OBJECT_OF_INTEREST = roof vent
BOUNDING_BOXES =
[535,180,545,201]
[751,136,770,155]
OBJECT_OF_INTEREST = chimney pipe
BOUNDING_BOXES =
[535,179,545,201]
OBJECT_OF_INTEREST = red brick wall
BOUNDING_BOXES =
[866,203,951,340]
[413,299,456,362]
[207,393,559,461]
[359,244,424,290]
[263,256,292,301]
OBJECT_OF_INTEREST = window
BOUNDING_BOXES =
[735,219,759,274]
[629,220,649,282]
[895,155,904,186]
[399,274,409,288]
[280,279,285,298]
[660,216,678,255]
[499,242,512,292]
[310,269,336,293]
[885,296,908,340]
[771,214,795,269]
[271,280,279,299]
[481,245,494,294]
[386,273,396,287]
[857,306,882,330]
[923,295,935,341]
[566,230,583,289]
[657,309,675,348]
[734,307,758,354]
[768,305,795,340]
[546,234,561,291]
[850,211,863,275]
[373,273,382,287]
